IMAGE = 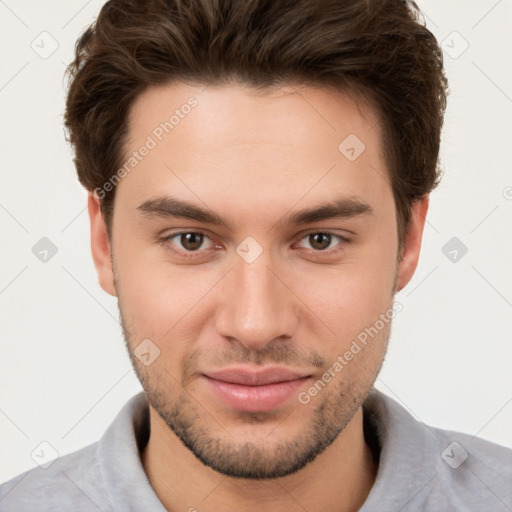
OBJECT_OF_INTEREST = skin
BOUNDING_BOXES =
[89,82,428,512]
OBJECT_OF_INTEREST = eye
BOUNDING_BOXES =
[158,230,351,259]
[160,231,215,253]
[296,232,349,253]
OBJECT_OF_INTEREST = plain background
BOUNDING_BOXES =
[1,0,511,483]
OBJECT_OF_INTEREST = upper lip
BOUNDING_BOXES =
[203,367,312,386]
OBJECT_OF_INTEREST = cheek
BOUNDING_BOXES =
[114,239,221,349]
[290,242,397,352]
[298,273,392,344]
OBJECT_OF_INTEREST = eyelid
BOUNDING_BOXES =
[295,228,351,240]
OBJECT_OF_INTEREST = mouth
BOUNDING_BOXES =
[201,367,313,413]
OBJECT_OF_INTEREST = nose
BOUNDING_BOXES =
[215,250,299,351]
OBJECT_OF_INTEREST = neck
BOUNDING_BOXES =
[142,406,377,512]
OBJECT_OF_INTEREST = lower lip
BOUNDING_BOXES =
[202,375,311,413]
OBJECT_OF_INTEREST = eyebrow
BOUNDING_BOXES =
[136,195,373,230]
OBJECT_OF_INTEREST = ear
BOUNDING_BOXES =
[395,196,429,293]
[88,192,117,297]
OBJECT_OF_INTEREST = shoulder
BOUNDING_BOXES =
[426,425,512,510]
[0,392,151,512]
[0,441,112,512]
[362,389,512,512]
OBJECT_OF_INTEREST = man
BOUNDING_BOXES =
[1,0,511,510]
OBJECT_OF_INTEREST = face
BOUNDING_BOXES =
[90,82,426,479]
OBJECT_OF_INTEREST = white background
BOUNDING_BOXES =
[0,0,511,483]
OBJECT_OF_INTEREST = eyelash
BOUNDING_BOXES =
[158,230,351,259]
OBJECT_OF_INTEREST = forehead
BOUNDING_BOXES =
[127,81,382,156]
[117,82,391,224]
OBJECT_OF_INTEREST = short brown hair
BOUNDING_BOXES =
[64,0,448,252]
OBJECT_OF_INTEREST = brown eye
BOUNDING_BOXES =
[180,232,204,251]
[308,233,332,250]
[160,231,217,258]
[295,231,350,255]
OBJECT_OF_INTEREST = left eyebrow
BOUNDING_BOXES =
[280,197,374,227]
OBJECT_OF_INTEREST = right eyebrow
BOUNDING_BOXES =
[137,196,233,230]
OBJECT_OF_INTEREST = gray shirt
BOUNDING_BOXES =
[1,389,511,511]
